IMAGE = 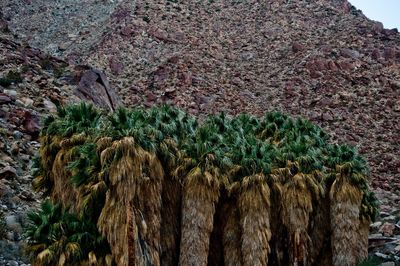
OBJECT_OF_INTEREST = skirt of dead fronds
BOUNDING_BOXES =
[238,174,272,266]
[330,177,363,266]
[179,168,220,266]
[356,218,370,263]
[280,173,315,265]
[135,152,164,266]
[98,137,163,266]
[50,135,85,212]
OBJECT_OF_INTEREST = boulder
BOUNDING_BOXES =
[75,68,121,111]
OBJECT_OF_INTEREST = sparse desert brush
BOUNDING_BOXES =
[27,102,378,266]
[0,211,6,240]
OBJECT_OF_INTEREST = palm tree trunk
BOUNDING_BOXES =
[98,189,131,266]
[179,168,219,266]
[238,174,271,266]
[160,175,182,266]
[356,218,370,263]
[223,192,243,266]
[329,177,362,266]
[281,173,314,266]
[307,194,331,265]
[135,153,164,266]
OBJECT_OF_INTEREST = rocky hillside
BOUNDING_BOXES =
[87,0,400,194]
[4,0,398,191]
[1,0,400,264]
[0,14,121,264]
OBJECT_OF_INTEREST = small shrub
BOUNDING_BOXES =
[0,71,23,87]
[0,211,6,239]
[358,256,385,266]
[143,16,151,23]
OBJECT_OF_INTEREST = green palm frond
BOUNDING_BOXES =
[25,201,111,265]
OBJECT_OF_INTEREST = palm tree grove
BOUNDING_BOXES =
[24,102,378,266]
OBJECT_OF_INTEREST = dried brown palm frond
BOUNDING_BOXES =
[39,135,58,170]
[72,251,112,266]
[356,217,370,263]
[98,137,164,266]
[159,138,182,172]
[281,173,312,265]
[329,166,363,266]
[134,151,164,266]
[98,190,132,266]
[238,174,271,266]
[97,137,142,266]
[96,137,113,154]
[59,132,87,149]
[100,145,116,167]
[51,144,80,211]
[179,167,220,266]
[107,137,143,193]
[272,160,324,266]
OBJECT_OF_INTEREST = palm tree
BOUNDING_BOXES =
[176,122,225,266]
[327,145,368,266]
[273,160,322,266]
[33,102,103,196]
[237,174,271,266]
[97,136,163,266]
[221,114,273,266]
[25,200,111,266]
[261,114,326,266]
[28,104,379,266]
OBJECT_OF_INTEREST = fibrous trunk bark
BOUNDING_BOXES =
[238,174,271,266]
[356,218,370,263]
[179,169,219,266]
[222,192,243,266]
[330,177,362,266]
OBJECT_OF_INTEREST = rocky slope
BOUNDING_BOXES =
[0,14,121,264]
[1,0,400,264]
[86,0,400,193]
[0,25,74,265]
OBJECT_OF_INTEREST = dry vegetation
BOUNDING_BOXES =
[26,102,378,266]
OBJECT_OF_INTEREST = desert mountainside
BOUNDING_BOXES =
[0,0,399,265]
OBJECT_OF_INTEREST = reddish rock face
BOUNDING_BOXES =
[379,222,396,237]
[22,111,40,138]
[109,57,124,76]
[384,47,396,61]
[292,42,304,53]
[371,49,381,60]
